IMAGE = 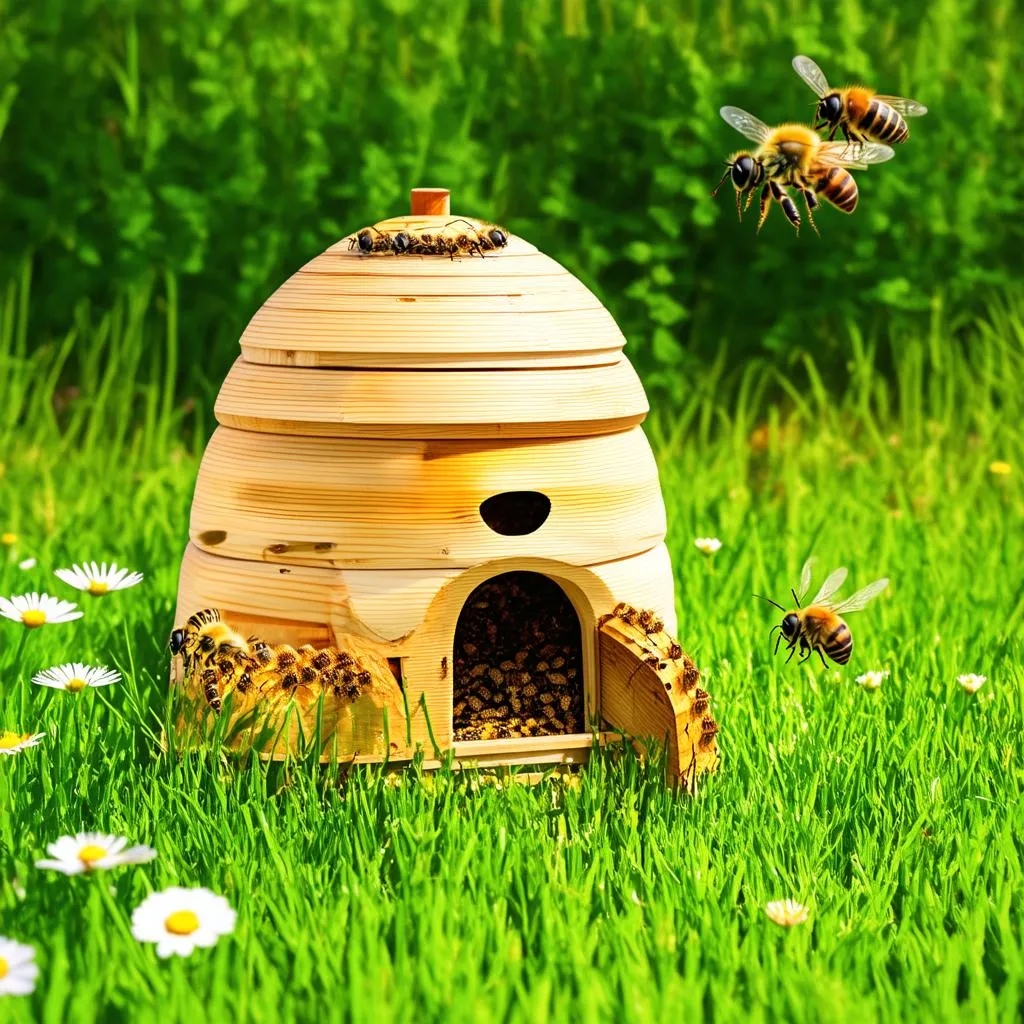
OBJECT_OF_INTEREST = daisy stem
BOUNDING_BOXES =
[13,628,29,725]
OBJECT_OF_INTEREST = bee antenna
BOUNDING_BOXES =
[710,165,732,198]
[791,588,801,608]
[753,593,786,612]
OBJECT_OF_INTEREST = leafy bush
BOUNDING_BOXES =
[1,0,1022,398]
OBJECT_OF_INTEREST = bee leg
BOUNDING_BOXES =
[800,189,821,236]
[770,181,800,233]
[756,184,772,233]
[816,648,828,668]
[785,644,798,664]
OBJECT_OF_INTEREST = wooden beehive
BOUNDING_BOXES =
[173,188,718,785]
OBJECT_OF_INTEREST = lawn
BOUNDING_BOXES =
[1,292,1023,1022]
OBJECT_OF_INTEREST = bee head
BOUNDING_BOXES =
[393,231,411,253]
[781,613,800,639]
[730,153,759,191]
[357,230,374,254]
[817,93,843,126]
[168,628,187,656]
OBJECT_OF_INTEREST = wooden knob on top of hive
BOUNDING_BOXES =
[172,187,718,786]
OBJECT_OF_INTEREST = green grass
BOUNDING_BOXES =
[1,288,1023,1022]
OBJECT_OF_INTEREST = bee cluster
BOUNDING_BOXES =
[170,609,381,715]
[348,218,508,259]
[453,572,584,741]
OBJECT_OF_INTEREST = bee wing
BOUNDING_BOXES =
[816,141,895,169]
[792,55,831,98]
[798,556,816,602]
[719,106,772,144]
[811,567,848,606]
[831,578,890,614]
[875,95,928,117]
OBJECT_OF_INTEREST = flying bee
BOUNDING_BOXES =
[757,558,889,667]
[792,55,928,145]
[348,226,414,255]
[712,106,895,233]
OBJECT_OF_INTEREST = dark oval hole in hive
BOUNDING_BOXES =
[479,491,551,536]
[452,571,583,742]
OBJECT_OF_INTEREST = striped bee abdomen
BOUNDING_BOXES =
[816,167,858,213]
[863,99,909,144]
[824,621,854,664]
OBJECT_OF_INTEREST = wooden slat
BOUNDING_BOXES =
[236,226,626,369]
[175,541,678,646]
[598,616,719,789]
[214,358,648,438]
[189,426,667,568]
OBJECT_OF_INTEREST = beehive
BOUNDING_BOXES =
[174,188,718,785]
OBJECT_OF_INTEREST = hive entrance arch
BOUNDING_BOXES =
[452,571,584,741]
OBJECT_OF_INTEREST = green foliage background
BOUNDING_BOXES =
[2,0,1022,400]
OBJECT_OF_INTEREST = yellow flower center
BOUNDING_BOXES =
[78,844,109,867]
[0,732,28,750]
[87,581,109,596]
[66,677,88,693]
[1,532,16,546]
[164,910,200,936]
[21,609,47,628]
[0,956,8,979]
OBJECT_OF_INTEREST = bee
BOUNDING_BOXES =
[408,219,508,259]
[168,608,254,713]
[348,226,414,255]
[757,559,889,666]
[713,106,895,232]
[792,55,928,146]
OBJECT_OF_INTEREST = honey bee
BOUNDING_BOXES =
[713,106,895,232]
[348,226,414,255]
[407,220,508,259]
[168,608,254,713]
[793,55,928,145]
[757,559,889,666]
[169,609,376,713]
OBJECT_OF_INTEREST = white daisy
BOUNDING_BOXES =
[54,561,143,597]
[0,731,45,756]
[18,558,36,571]
[765,899,809,927]
[0,593,82,629]
[694,537,722,555]
[35,832,156,875]
[0,937,38,996]
[131,887,236,958]
[855,669,889,690]
[32,663,121,693]
[957,673,987,694]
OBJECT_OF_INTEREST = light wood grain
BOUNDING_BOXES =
[175,541,677,645]
[599,618,718,789]
[189,427,666,568]
[214,357,648,438]
[239,306,625,370]
[237,226,627,369]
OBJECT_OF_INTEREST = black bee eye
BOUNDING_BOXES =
[731,155,754,188]
[357,231,373,253]
[822,94,842,120]
[168,629,186,655]
[488,229,507,247]
[393,232,411,253]
[782,613,799,638]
